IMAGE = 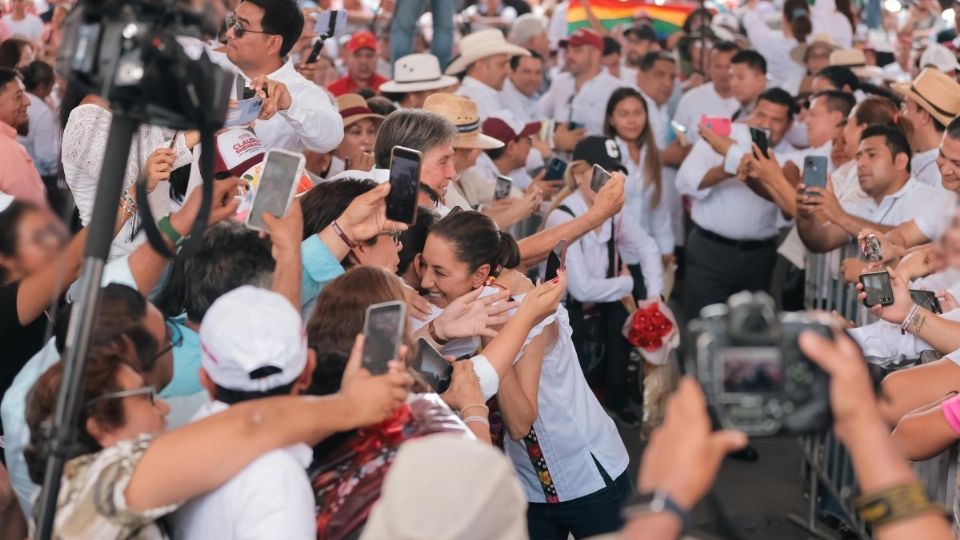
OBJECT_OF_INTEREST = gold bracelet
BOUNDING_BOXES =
[853,482,947,529]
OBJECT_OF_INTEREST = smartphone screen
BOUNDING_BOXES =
[247,150,302,231]
[224,97,263,128]
[387,146,423,224]
[415,338,453,393]
[544,240,567,281]
[590,164,611,193]
[361,301,406,375]
[544,157,568,181]
[859,271,894,307]
[750,127,769,158]
[495,175,512,200]
[803,156,828,190]
[314,9,347,36]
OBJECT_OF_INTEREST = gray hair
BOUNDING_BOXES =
[374,109,458,169]
[508,14,547,46]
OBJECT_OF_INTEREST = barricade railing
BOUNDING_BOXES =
[795,246,959,538]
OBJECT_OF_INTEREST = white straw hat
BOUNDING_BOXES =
[380,54,458,93]
[445,29,530,75]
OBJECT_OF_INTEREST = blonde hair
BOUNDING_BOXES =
[541,160,592,229]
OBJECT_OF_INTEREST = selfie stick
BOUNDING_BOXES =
[307,10,339,64]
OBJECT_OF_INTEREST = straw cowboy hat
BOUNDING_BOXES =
[445,29,530,75]
[892,68,960,126]
[828,48,883,79]
[380,53,458,94]
[336,93,384,127]
[790,33,841,64]
[423,93,504,150]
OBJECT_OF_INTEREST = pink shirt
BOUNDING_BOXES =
[941,394,960,435]
[0,121,47,209]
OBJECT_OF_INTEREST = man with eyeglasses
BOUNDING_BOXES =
[216,0,343,154]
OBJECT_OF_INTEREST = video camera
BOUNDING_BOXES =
[688,292,833,436]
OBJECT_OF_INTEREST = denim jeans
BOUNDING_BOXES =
[390,0,454,71]
[526,462,633,540]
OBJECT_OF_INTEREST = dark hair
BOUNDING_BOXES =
[153,221,274,322]
[731,50,766,74]
[0,65,20,89]
[486,143,508,161]
[682,7,713,33]
[947,116,960,141]
[0,200,38,283]
[243,0,304,58]
[374,109,457,169]
[836,0,856,29]
[604,86,662,206]
[366,96,397,116]
[0,38,31,70]
[861,124,913,172]
[814,65,858,92]
[398,205,439,275]
[428,211,519,275]
[639,51,676,72]
[758,87,798,117]
[510,49,544,71]
[299,178,379,267]
[602,36,621,56]
[21,60,53,92]
[714,40,741,54]
[783,0,812,43]
[58,80,86,131]
[811,90,856,118]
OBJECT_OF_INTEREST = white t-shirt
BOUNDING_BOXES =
[672,82,740,146]
[2,14,43,41]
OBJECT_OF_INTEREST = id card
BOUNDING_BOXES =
[224,97,263,128]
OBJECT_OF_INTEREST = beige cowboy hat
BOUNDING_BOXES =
[380,53,459,94]
[892,68,960,126]
[829,48,883,79]
[444,28,530,75]
[336,93,384,127]
[423,93,504,150]
[790,33,841,65]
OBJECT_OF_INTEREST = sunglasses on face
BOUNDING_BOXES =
[225,12,276,39]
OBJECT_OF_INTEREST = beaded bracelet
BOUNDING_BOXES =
[900,303,920,335]
[331,220,357,248]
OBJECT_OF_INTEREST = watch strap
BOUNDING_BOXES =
[622,490,689,530]
[853,482,947,528]
[157,215,184,248]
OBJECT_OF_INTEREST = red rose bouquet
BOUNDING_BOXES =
[621,298,679,365]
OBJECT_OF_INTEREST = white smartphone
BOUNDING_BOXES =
[245,149,305,232]
[314,10,348,37]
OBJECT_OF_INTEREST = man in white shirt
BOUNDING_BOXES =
[475,111,542,191]
[500,51,544,124]
[775,90,855,174]
[173,286,316,540]
[677,88,797,320]
[673,41,742,145]
[447,28,530,119]
[2,0,43,42]
[622,24,660,68]
[601,36,637,85]
[798,125,955,253]
[729,50,768,121]
[539,28,622,149]
[216,0,342,154]
[508,12,551,60]
[896,69,960,189]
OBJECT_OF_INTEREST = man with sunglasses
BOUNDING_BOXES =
[217,0,343,154]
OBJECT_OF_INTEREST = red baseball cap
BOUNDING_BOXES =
[559,28,604,51]
[482,112,541,145]
[347,31,378,53]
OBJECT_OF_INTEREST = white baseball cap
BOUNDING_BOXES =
[919,44,960,74]
[200,286,308,392]
[214,127,265,178]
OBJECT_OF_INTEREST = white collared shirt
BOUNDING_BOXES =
[20,93,59,177]
[676,124,790,240]
[457,76,507,120]
[843,178,956,241]
[538,70,626,136]
[742,6,804,94]
[671,82,740,146]
[172,400,316,540]
[499,78,540,123]
[640,91,671,150]
[616,137,674,254]
[912,148,942,189]
[544,190,663,300]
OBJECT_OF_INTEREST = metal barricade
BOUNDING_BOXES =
[795,246,959,538]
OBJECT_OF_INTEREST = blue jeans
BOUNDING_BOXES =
[390,0,454,71]
[526,463,633,540]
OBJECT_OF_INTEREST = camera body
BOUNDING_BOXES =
[689,292,832,436]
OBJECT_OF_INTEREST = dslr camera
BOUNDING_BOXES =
[688,292,833,436]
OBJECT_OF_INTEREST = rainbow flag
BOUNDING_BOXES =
[567,0,699,38]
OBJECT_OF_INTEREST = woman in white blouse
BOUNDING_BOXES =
[542,136,663,426]
[604,87,674,265]
[59,85,197,260]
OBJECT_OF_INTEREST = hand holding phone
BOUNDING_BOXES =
[224,97,264,128]
[495,175,513,200]
[700,115,732,137]
[802,156,828,193]
[750,127,770,158]
[361,301,406,375]
[909,289,943,314]
[859,271,894,307]
[387,146,423,224]
[544,240,567,281]
[543,157,568,181]
[590,164,612,193]
[414,338,453,393]
[245,149,305,232]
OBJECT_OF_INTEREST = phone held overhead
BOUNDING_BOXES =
[245,149,305,232]
[361,301,407,375]
[387,146,423,225]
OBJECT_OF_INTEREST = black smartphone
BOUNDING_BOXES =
[246,149,304,232]
[387,146,423,225]
[909,289,943,314]
[859,271,894,307]
[750,127,769,158]
[495,175,512,200]
[544,157,568,181]
[568,121,584,130]
[590,164,611,193]
[415,338,453,393]
[361,301,406,375]
[544,240,567,281]
[802,156,828,192]
[242,86,257,100]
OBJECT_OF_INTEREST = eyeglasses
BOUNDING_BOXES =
[225,12,276,39]
[152,321,184,363]
[378,230,402,247]
[84,385,158,408]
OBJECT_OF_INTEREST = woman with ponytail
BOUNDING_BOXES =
[743,0,811,95]
[417,208,633,538]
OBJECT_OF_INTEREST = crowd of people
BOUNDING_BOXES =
[2,0,960,538]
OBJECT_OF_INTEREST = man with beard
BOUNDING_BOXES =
[0,68,46,210]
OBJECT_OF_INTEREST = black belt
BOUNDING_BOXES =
[693,224,777,250]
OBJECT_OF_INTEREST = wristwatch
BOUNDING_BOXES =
[622,490,689,529]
